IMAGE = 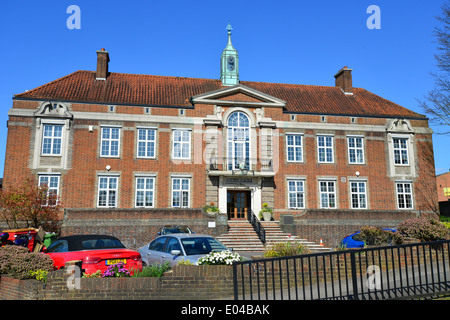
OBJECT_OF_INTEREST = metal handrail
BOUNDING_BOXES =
[248,209,266,245]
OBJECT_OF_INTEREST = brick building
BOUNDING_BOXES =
[2,26,439,247]
[436,172,450,216]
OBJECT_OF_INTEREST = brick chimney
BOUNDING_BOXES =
[334,66,353,94]
[96,48,110,80]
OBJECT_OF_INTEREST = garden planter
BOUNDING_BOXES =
[262,212,272,221]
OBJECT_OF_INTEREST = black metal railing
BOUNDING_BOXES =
[248,209,266,245]
[232,240,450,300]
[207,157,273,173]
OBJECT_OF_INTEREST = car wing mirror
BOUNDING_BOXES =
[171,250,181,256]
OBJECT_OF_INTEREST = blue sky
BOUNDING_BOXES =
[0,0,448,176]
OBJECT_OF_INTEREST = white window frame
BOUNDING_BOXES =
[287,179,305,209]
[319,180,337,209]
[317,135,334,163]
[227,112,251,170]
[347,136,365,164]
[171,177,190,208]
[286,134,303,162]
[396,181,413,209]
[172,129,191,160]
[135,176,155,208]
[97,175,119,208]
[393,137,409,165]
[350,180,367,209]
[42,124,63,156]
[137,128,156,159]
[38,174,60,206]
[100,126,121,157]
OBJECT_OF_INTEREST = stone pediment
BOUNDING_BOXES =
[34,101,73,119]
[190,84,286,108]
[386,118,414,133]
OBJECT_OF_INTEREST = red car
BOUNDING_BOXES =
[45,234,143,275]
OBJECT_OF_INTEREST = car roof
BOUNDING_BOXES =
[156,234,212,239]
[53,234,125,251]
[162,225,190,229]
[57,234,120,241]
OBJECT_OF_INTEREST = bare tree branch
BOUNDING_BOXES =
[419,1,450,133]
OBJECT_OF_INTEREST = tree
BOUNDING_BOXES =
[0,177,61,232]
[419,2,450,133]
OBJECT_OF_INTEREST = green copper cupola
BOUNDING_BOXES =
[220,22,239,86]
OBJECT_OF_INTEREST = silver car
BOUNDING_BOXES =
[138,234,229,267]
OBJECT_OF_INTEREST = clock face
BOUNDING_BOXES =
[227,56,235,71]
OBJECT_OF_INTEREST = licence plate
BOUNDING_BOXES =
[105,259,127,265]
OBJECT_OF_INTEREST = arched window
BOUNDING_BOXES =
[227,111,250,170]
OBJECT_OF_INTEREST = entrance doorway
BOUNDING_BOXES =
[227,190,251,220]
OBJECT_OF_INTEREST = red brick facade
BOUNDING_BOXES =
[2,48,439,246]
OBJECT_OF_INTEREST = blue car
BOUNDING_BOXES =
[341,228,397,249]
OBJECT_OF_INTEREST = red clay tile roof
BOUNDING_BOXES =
[13,70,425,119]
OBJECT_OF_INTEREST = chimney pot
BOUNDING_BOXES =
[96,49,110,80]
[334,66,353,94]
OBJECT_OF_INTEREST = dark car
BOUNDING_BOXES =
[157,225,195,236]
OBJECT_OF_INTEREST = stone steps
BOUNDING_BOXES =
[216,220,331,253]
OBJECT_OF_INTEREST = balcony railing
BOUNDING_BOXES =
[207,157,273,173]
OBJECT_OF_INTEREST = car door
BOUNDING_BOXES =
[145,236,167,265]
[161,237,183,266]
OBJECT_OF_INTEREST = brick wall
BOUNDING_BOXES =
[280,209,419,248]
[61,208,228,249]
[0,265,235,300]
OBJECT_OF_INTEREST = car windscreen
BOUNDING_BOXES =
[80,238,125,250]
[180,237,227,256]
[46,239,69,252]
[46,237,126,252]
[164,227,190,234]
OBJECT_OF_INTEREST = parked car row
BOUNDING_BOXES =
[23,225,231,274]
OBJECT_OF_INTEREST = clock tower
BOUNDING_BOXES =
[220,22,239,86]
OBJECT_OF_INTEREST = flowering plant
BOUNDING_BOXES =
[203,202,220,213]
[197,250,241,265]
[102,262,131,277]
[82,270,102,278]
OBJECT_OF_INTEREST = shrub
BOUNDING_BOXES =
[82,270,102,278]
[353,226,404,246]
[133,263,171,277]
[259,203,273,219]
[177,259,194,265]
[263,242,310,257]
[203,203,219,213]
[0,245,54,279]
[397,217,448,242]
[29,269,49,282]
[197,250,241,265]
